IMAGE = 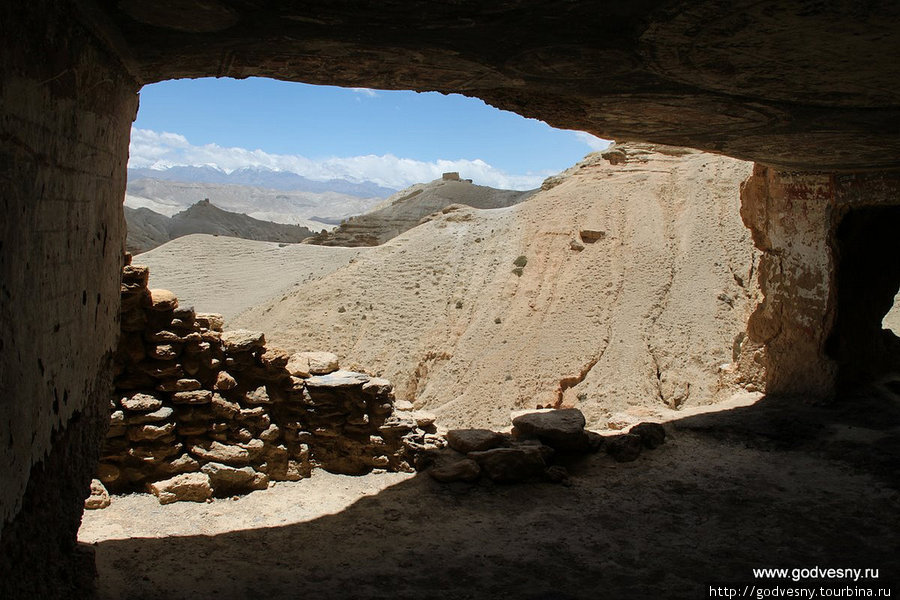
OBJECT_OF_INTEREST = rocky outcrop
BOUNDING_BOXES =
[99,257,438,502]
[305,178,532,247]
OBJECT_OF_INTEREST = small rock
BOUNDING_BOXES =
[201,462,269,496]
[157,453,202,476]
[260,347,290,369]
[211,393,240,418]
[149,344,179,360]
[259,424,281,442]
[362,377,394,397]
[570,239,585,251]
[215,371,238,391]
[156,378,201,392]
[120,391,163,412]
[629,422,666,449]
[394,399,414,411]
[301,351,340,375]
[544,465,569,483]
[413,410,437,429]
[221,329,265,353]
[243,385,272,405]
[171,390,213,404]
[446,429,506,453]
[429,456,481,483]
[468,446,548,483]
[195,312,225,331]
[606,434,643,462]
[148,288,178,311]
[84,479,111,510]
[148,473,212,505]
[189,440,250,466]
[579,229,606,243]
[127,422,175,442]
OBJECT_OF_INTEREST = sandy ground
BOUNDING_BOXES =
[134,236,365,322]
[79,390,900,599]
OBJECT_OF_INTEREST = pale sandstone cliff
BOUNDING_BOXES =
[232,145,760,428]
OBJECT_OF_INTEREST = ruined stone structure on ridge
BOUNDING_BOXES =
[2,1,899,596]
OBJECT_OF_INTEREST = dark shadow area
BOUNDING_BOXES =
[89,392,900,600]
[827,206,900,391]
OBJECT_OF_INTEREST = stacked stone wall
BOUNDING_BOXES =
[97,258,432,503]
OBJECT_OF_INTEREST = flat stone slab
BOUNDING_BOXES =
[446,428,506,453]
[305,370,370,389]
[511,408,589,452]
[221,329,265,353]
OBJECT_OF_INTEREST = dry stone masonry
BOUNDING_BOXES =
[95,256,435,504]
[425,408,666,484]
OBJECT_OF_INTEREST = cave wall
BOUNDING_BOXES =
[0,0,138,595]
[739,166,900,397]
[1,0,899,596]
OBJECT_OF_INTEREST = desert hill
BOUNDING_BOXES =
[134,234,365,318]
[304,174,534,246]
[125,199,320,254]
[201,144,757,429]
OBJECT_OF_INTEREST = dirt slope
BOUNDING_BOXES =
[136,235,364,321]
[231,144,759,428]
[304,177,533,246]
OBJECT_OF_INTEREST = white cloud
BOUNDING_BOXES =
[572,131,612,151]
[350,87,379,98]
[128,128,550,190]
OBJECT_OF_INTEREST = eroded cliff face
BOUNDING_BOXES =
[235,145,761,428]
[738,166,900,396]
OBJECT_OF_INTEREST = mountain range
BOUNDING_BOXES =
[127,166,397,198]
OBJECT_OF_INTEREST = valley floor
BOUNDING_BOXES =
[79,391,900,600]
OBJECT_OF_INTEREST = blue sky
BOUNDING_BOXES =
[131,77,609,190]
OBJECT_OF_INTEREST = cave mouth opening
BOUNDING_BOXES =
[827,205,900,391]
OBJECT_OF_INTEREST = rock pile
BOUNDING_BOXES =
[95,256,432,505]
[424,408,666,484]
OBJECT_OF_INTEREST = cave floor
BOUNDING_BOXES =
[78,391,900,600]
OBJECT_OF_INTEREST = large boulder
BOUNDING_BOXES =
[512,408,591,452]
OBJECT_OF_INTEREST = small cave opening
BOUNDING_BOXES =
[827,205,900,390]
